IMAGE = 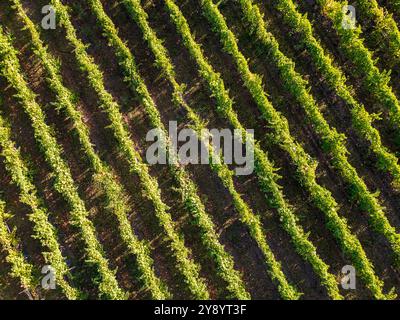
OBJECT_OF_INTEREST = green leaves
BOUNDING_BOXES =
[244,0,399,299]
[49,0,209,299]
[355,0,400,67]
[165,0,304,300]
[12,0,169,300]
[203,0,396,299]
[0,199,36,295]
[317,0,400,136]
[0,24,126,300]
[0,109,79,299]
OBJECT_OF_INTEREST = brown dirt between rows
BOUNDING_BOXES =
[17,0,183,299]
[252,0,400,296]
[0,2,101,299]
[1,0,400,299]
[21,0,258,298]
[377,0,400,25]
[143,0,347,299]
[0,252,28,300]
[62,0,317,299]
[80,0,284,299]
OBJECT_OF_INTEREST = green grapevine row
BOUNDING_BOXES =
[271,0,400,190]
[122,0,342,299]
[87,0,249,300]
[164,0,394,299]
[0,108,79,299]
[0,198,36,295]
[50,0,209,299]
[11,0,169,300]
[231,0,400,266]
[314,0,400,137]
[0,26,126,300]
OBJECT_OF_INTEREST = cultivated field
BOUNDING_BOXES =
[0,0,400,300]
